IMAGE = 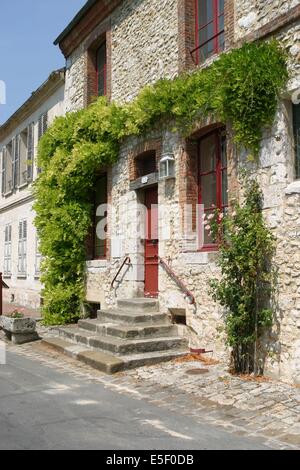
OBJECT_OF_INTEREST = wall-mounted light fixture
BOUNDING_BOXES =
[159,153,175,180]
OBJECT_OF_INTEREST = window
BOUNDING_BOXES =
[293,103,300,179]
[27,123,34,182]
[94,174,107,258]
[4,224,12,276]
[19,129,28,186]
[1,147,6,195]
[38,112,48,141]
[136,151,157,178]
[96,42,107,96]
[18,220,27,276]
[195,0,224,63]
[198,128,227,248]
[12,136,20,189]
[1,141,13,195]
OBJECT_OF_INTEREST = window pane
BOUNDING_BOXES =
[199,133,216,173]
[222,169,228,206]
[218,13,224,32]
[221,133,227,167]
[199,22,214,47]
[97,43,106,97]
[293,104,300,179]
[201,173,217,208]
[198,0,214,27]
[199,41,215,61]
[218,0,224,14]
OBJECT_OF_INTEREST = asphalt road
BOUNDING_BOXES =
[0,351,271,450]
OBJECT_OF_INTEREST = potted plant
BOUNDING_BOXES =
[0,309,39,344]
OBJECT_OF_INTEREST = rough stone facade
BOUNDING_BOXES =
[56,0,300,383]
[110,0,179,102]
[235,0,300,40]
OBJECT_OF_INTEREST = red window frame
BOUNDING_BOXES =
[94,173,108,260]
[198,128,227,251]
[194,0,225,64]
[96,42,107,97]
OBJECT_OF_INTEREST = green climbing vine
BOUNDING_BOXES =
[209,175,276,375]
[34,41,288,325]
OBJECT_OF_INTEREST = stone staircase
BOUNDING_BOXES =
[43,298,188,373]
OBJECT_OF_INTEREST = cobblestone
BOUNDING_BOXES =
[1,335,299,450]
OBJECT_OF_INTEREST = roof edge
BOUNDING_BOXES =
[0,68,65,141]
[54,0,97,46]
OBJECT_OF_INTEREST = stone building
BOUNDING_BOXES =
[3,0,300,382]
[0,69,65,308]
[50,0,300,383]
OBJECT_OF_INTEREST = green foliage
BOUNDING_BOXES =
[34,41,287,325]
[208,177,276,374]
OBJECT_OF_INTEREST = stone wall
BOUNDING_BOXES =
[62,0,300,383]
[64,47,86,113]
[110,0,179,102]
[235,0,300,40]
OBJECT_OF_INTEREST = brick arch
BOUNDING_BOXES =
[179,120,226,232]
[128,138,162,181]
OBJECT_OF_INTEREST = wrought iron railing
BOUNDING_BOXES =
[111,256,131,289]
[158,257,195,305]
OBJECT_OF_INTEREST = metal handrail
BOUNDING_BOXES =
[158,257,195,305]
[111,256,131,289]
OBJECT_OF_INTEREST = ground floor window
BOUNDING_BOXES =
[293,103,300,179]
[18,219,27,276]
[94,174,107,259]
[4,224,12,276]
[198,127,227,249]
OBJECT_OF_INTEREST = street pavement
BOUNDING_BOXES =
[0,349,273,450]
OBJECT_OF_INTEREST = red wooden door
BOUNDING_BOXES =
[144,187,159,297]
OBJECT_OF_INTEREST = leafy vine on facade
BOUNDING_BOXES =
[209,175,276,375]
[33,41,288,325]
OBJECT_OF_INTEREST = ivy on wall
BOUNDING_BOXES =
[34,41,288,325]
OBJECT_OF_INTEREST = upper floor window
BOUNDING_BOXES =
[293,103,300,179]
[198,128,227,249]
[195,0,225,63]
[96,42,107,96]
[38,112,48,141]
[1,141,13,195]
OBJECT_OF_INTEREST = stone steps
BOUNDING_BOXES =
[97,309,168,325]
[78,318,177,339]
[42,298,189,374]
[57,325,186,355]
[42,337,187,374]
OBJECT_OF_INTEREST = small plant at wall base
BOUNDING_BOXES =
[33,41,287,325]
[208,176,276,375]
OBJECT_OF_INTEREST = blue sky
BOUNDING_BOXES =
[0,0,86,124]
